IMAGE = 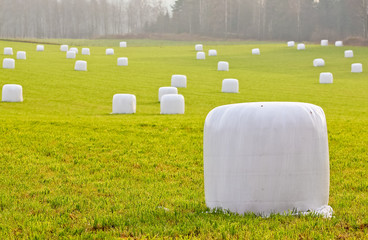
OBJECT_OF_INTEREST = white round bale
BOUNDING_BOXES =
[16,51,26,60]
[36,45,44,51]
[197,51,206,60]
[60,45,69,52]
[222,79,239,93]
[252,48,260,55]
[158,87,178,102]
[82,48,90,55]
[4,47,13,55]
[287,41,295,47]
[204,102,330,216]
[313,58,325,67]
[297,43,306,50]
[195,44,203,51]
[321,40,328,46]
[171,75,187,88]
[66,51,76,59]
[117,57,128,66]
[2,58,15,69]
[208,49,217,56]
[160,94,185,114]
[74,60,87,71]
[106,48,114,55]
[70,47,78,54]
[345,50,353,58]
[112,94,136,114]
[351,63,362,73]
[218,61,229,71]
[120,41,127,48]
[2,84,23,102]
[335,41,343,47]
[319,73,333,84]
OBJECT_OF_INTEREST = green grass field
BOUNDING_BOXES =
[0,39,367,239]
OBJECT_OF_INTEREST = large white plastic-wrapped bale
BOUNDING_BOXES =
[66,51,76,59]
[2,84,23,102]
[218,61,229,71]
[82,48,90,55]
[112,94,136,114]
[171,75,187,88]
[345,50,353,58]
[117,57,128,66]
[335,41,343,47]
[252,48,260,55]
[158,87,178,102]
[4,47,13,55]
[197,52,206,60]
[70,47,78,54]
[297,43,306,50]
[60,45,68,52]
[222,79,239,93]
[287,41,295,47]
[321,40,328,46]
[208,49,217,56]
[319,73,333,84]
[195,44,203,51]
[36,45,44,51]
[74,60,87,71]
[106,48,114,55]
[204,102,331,216]
[2,58,15,69]
[313,58,325,67]
[120,41,127,48]
[351,63,363,73]
[16,51,26,60]
[160,94,185,114]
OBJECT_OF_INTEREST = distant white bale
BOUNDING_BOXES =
[319,73,333,84]
[60,45,68,52]
[208,49,217,56]
[82,48,90,55]
[36,45,44,51]
[297,43,306,50]
[160,94,185,114]
[197,51,206,60]
[204,102,331,216]
[222,79,239,93]
[313,58,325,67]
[16,51,26,60]
[351,63,362,73]
[74,60,87,71]
[106,48,114,55]
[2,84,23,102]
[70,48,78,54]
[158,87,178,102]
[345,50,353,58]
[321,40,328,46]
[66,51,76,59]
[2,58,15,69]
[218,61,229,71]
[252,48,260,55]
[120,41,127,48]
[117,57,128,66]
[287,41,295,47]
[335,41,343,47]
[195,44,203,51]
[171,75,187,88]
[112,94,136,114]
[4,47,13,55]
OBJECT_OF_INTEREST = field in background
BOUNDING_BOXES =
[0,39,367,238]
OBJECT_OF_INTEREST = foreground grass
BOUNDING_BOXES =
[0,39,367,239]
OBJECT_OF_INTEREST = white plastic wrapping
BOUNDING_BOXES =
[112,94,136,114]
[345,50,353,58]
[60,45,68,52]
[82,48,90,55]
[74,60,87,71]
[160,94,184,114]
[335,41,343,47]
[106,48,114,55]
[252,48,260,55]
[222,79,239,93]
[69,47,78,54]
[4,47,13,55]
[171,75,187,88]
[297,44,305,50]
[321,40,328,46]
[16,51,26,60]
[204,102,330,216]
[218,61,229,71]
[313,58,325,67]
[209,49,217,56]
[319,73,333,84]
[2,58,15,69]
[2,84,23,102]
[66,51,76,59]
[158,87,178,102]
[351,63,362,73]
[197,52,205,60]
[36,45,44,51]
[117,57,128,66]
[195,44,203,51]
[287,41,295,47]
[120,41,127,48]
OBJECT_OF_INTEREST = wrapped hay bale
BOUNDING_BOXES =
[120,41,127,48]
[112,94,136,114]
[106,48,114,55]
[74,60,87,71]
[297,44,306,50]
[195,44,203,51]
[222,79,239,93]
[313,58,325,67]
[16,51,26,60]
[36,45,44,51]
[204,102,331,216]
[2,84,23,102]
[171,75,187,88]
[321,40,328,46]
[287,41,295,47]
[160,94,185,114]
[252,48,260,55]
[319,73,333,84]
[218,61,229,71]
[351,63,362,73]
[117,57,128,66]
[345,50,353,58]
[82,48,90,55]
[335,41,343,47]
[66,51,76,59]
[197,52,206,60]
[70,48,78,54]
[158,87,178,102]
[60,45,69,52]
[208,49,217,56]
[2,58,15,69]
[4,47,13,55]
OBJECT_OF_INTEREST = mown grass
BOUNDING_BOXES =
[0,39,367,239]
